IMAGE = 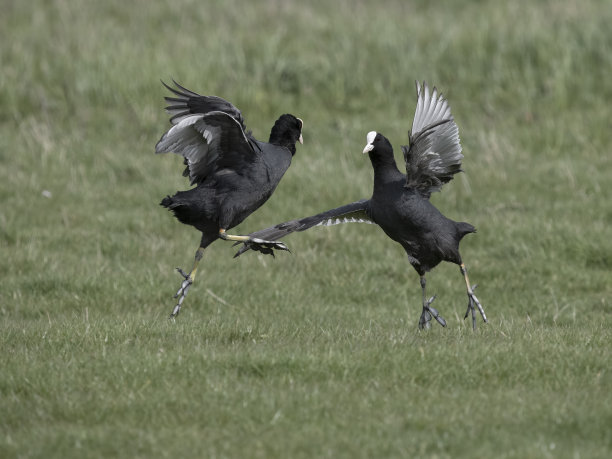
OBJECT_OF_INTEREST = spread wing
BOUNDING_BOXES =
[402,81,463,197]
[155,81,260,184]
[161,80,248,129]
[234,199,373,257]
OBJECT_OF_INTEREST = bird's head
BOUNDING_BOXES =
[270,114,303,155]
[362,131,393,157]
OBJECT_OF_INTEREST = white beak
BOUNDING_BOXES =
[298,133,303,144]
[363,143,374,154]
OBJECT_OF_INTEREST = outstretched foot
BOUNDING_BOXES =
[464,284,487,330]
[418,295,447,329]
[234,237,290,258]
[170,267,193,318]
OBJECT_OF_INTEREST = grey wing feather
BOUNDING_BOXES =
[155,111,254,184]
[403,81,463,197]
[234,200,373,257]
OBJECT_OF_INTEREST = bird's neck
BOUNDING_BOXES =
[370,153,403,190]
[268,134,296,155]
[269,117,298,155]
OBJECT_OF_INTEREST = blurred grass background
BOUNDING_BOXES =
[1,0,611,457]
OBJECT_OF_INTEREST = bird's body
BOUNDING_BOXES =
[236,81,487,329]
[156,81,302,317]
[367,136,475,276]
[161,136,293,241]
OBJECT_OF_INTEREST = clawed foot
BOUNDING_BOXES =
[464,284,487,330]
[418,295,447,329]
[234,237,290,258]
[169,267,193,318]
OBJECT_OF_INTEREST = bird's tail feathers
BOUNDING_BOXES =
[457,221,476,239]
[160,195,175,209]
[160,193,201,226]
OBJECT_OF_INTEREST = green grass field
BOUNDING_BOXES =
[1,0,611,457]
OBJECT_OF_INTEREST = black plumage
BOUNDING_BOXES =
[156,80,303,318]
[236,81,487,330]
